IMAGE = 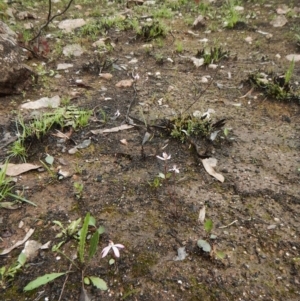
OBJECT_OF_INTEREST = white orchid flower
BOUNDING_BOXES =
[101,240,124,258]
[156,152,171,161]
[169,165,180,173]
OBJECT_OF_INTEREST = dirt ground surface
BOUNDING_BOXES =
[0,0,300,300]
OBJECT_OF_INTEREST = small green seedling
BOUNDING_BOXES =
[0,252,26,289]
[197,219,225,260]
[74,182,84,199]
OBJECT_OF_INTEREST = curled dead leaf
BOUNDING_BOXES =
[120,139,128,145]
[201,158,224,183]
[99,73,113,80]
[115,79,134,88]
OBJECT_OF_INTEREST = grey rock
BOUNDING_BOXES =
[0,21,36,95]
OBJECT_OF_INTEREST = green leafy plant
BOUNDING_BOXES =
[74,182,84,199]
[195,46,230,65]
[24,213,108,293]
[165,113,220,142]
[197,218,225,260]
[138,21,167,41]
[0,252,26,289]
[248,60,299,101]
[175,40,184,53]
[222,0,244,29]
[8,106,92,159]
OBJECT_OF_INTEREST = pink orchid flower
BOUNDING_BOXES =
[101,240,124,258]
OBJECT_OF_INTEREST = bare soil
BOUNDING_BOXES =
[0,1,300,300]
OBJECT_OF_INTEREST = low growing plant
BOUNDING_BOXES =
[197,217,225,260]
[195,46,230,65]
[249,60,299,101]
[24,213,123,297]
[9,106,92,159]
[0,252,26,289]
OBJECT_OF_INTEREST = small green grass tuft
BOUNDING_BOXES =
[195,46,230,65]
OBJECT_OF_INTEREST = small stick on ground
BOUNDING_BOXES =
[58,263,73,301]
[218,220,238,229]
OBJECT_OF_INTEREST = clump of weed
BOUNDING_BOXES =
[248,60,300,101]
[163,113,225,143]
[137,21,167,41]
[175,40,184,53]
[8,106,92,160]
[222,0,245,29]
[195,46,229,65]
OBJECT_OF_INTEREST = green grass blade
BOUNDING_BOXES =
[88,230,99,260]
[79,212,90,264]
[7,192,37,207]
[24,272,65,291]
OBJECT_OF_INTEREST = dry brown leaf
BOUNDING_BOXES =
[198,206,206,223]
[52,128,73,140]
[115,79,133,88]
[0,228,35,255]
[201,158,224,183]
[0,163,41,177]
[91,124,134,135]
[120,139,128,145]
[99,73,113,80]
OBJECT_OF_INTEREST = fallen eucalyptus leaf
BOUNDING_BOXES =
[91,124,134,135]
[0,228,35,255]
[0,163,41,176]
[201,158,224,182]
